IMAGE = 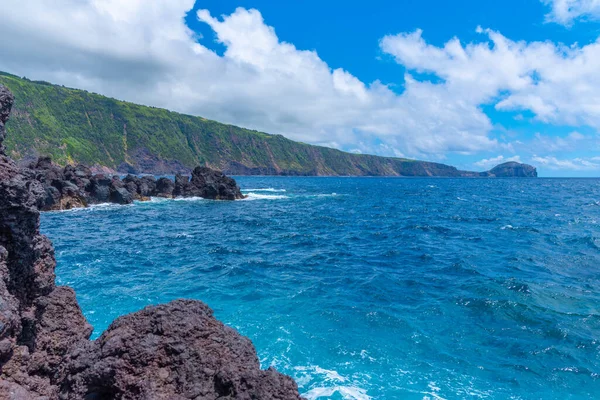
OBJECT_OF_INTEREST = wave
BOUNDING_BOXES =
[242,188,287,192]
[295,365,371,400]
[172,196,207,202]
[243,193,289,201]
[46,202,127,214]
[303,386,371,400]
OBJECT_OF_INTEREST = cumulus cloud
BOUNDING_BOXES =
[532,155,600,170]
[0,0,500,159]
[380,28,600,130]
[0,0,599,172]
[542,0,600,25]
[474,155,522,169]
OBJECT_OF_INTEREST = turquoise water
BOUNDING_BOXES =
[41,177,600,399]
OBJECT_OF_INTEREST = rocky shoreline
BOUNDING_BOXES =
[27,156,246,212]
[0,85,303,398]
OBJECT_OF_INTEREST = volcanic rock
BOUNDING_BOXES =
[0,84,303,399]
[189,166,245,200]
[155,177,175,198]
[59,301,303,400]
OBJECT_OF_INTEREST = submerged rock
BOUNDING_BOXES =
[0,85,303,399]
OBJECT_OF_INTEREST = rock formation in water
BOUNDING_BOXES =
[27,156,245,211]
[0,84,302,399]
[485,162,538,178]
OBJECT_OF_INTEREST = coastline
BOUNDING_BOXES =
[0,85,305,398]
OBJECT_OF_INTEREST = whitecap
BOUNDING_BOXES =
[243,193,289,201]
[303,386,371,400]
[173,196,207,202]
[47,202,126,214]
[295,365,370,400]
[242,188,287,192]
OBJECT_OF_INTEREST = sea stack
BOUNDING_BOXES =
[486,162,538,178]
[0,85,303,398]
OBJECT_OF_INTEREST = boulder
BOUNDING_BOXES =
[110,178,134,205]
[189,167,245,200]
[59,301,303,400]
[88,174,111,203]
[155,177,175,198]
[139,176,157,197]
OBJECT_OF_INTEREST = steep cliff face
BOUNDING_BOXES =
[0,72,536,177]
[0,85,302,399]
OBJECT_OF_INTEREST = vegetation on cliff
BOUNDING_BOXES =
[0,72,538,177]
[1,71,474,176]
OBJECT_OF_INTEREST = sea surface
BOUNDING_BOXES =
[41,177,600,399]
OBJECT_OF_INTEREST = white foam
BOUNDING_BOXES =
[303,386,372,400]
[295,365,371,400]
[242,188,287,192]
[173,196,207,202]
[243,193,289,201]
[47,202,126,213]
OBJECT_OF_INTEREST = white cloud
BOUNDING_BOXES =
[474,155,522,169]
[532,155,600,170]
[0,1,499,160]
[0,0,598,172]
[542,0,600,25]
[380,28,600,130]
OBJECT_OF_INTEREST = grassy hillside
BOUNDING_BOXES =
[0,71,468,176]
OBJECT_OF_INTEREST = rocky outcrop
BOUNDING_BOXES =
[59,301,301,400]
[26,158,246,211]
[0,84,92,398]
[174,167,244,200]
[484,162,538,177]
[0,85,303,399]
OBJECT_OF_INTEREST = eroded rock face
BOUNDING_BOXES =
[0,85,92,398]
[27,159,245,210]
[60,301,302,400]
[189,167,245,200]
[0,85,303,399]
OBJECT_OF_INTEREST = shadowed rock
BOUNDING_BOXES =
[26,159,246,210]
[189,167,245,200]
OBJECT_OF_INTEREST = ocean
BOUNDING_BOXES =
[41,177,600,399]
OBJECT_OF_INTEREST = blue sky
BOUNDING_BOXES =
[2,0,600,176]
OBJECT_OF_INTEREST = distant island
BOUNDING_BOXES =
[0,71,536,178]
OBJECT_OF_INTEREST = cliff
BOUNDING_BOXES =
[0,72,536,177]
[0,85,303,398]
[485,162,538,177]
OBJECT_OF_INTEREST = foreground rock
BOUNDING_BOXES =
[27,157,245,211]
[0,85,302,398]
[60,301,301,399]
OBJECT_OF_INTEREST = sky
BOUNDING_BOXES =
[1,0,600,176]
